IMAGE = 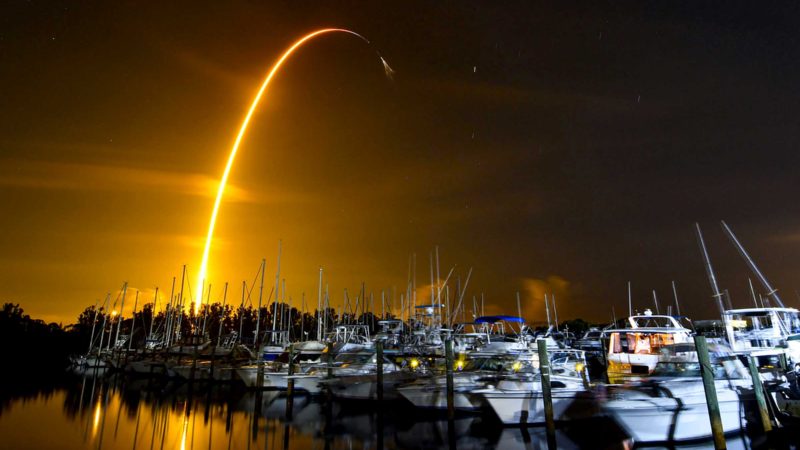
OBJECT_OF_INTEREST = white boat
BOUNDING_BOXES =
[602,351,752,443]
[723,307,800,368]
[325,370,418,400]
[605,309,694,383]
[475,373,594,425]
[397,349,585,411]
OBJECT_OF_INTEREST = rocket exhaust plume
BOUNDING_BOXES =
[195,28,391,313]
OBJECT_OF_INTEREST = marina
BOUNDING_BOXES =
[4,3,800,449]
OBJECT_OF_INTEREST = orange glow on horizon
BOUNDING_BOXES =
[195,28,387,313]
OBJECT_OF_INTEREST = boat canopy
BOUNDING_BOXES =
[475,315,525,324]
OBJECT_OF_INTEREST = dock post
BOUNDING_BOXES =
[445,338,455,421]
[190,348,198,382]
[326,342,334,378]
[694,336,726,450]
[255,359,265,390]
[286,343,295,419]
[747,355,773,432]
[537,339,556,449]
[376,340,384,403]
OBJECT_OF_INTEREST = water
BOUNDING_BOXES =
[0,374,763,450]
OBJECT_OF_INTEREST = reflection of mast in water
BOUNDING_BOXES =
[148,398,158,450]
[97,384,111,450]
[206,397,213,450]
[113,387,124,439]
[159,400,169,450]
[78,374,88,416]
[83,374,99,442]
[131,401,142,450]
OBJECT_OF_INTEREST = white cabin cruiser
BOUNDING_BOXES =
[723,307,800,367]
[602,348,752,443]
[605,310,694,383]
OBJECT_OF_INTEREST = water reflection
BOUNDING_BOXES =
[0,373,759,450]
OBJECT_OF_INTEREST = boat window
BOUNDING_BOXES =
[616,333,676,354]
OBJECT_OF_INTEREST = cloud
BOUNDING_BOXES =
[520,275,571,326]
[0,159,259,203]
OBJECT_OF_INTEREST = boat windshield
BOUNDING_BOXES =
[630,316,681,328]
[652,358,748,380]
[462,356,534,373]
[334,352,374,365]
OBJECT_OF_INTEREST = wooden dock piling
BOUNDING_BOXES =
[694,336,726,450]
[286,343,295,419]
[747,355,773,432]
[537,339,556,449]
[326,342,334,378]
[376,340,384,403]
[445,338,455,421]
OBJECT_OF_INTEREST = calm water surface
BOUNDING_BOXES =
[0,374,758,450]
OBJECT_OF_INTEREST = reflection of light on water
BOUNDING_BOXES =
[180,414,189,450]
[92,400,101,437]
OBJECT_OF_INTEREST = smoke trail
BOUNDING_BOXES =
[195,28,392,313]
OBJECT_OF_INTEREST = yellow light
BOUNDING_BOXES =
[455,360,464,371]
[110,310,118,317]
[195,28,389,313]
[409,358,420,369]
[512,361,522,372]
[575,362,585,373]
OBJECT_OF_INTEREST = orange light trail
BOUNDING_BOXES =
[195,28,389,313]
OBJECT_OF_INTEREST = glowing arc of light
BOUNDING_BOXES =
[196,28,386,313]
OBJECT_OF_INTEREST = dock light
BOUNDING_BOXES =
[512,361,522,372]
[456,360,464,371]
[409,358,420,370]
[575,362,586,373]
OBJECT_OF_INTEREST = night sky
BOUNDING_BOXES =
[3,1,800,325]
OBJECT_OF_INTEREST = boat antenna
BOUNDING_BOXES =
[720,220,785,308]
[694,223,726,316]
[627,281,632,317]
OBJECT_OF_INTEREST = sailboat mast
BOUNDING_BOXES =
[114,282,128,351]
[694,223,726,316]
[317,268,323,340]
[552,295,559,331]
[148,287,158,343]
[652,290,660,315]
[671,281,681,316]
[721,220,785,308]
[255,258,265,349]
[544,293,551,328]
[128,290,139,351]
[87,299,100,355]
[217,282,228,347]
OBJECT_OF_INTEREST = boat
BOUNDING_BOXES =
[723,307,800,369]
[397,353,531,410]
[475,372,594,425]
[602,346,753,443]
[604,309,694,383]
